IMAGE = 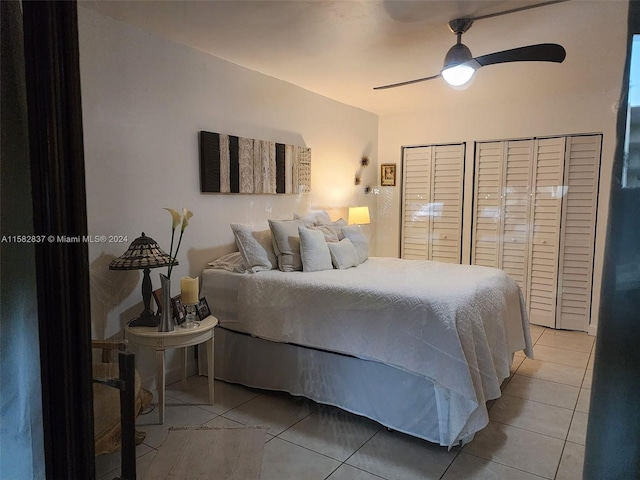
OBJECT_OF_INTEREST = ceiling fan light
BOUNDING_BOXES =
[441,64,476,86]
[443,43,473,69]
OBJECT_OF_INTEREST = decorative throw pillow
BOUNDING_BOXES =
[230,224,278,273]
[328,218,347,240]
[268,219,305,272]
[341,225,368,264]
[298,226,333,272]
[327,238,359,269]
[294,210,332,226]
[309,224,339,243]
[207,251,247,273]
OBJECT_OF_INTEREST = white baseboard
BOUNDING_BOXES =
[588,323,598,337]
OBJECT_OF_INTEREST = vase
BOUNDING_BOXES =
[158,273,174,332]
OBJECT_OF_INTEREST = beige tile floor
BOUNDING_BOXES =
[96,324,594,480]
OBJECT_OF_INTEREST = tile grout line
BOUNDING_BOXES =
[461,450,550,479]
[497,387,578,411]
[272,435,352,465]
[339,426,386,476]
[487,418,573,443]
[323,463,388,480]
[513,371,584,389]
[522,354,591,370]
[497,391,577,413]
[270,398,321,439]
[553,441,569,479]
[436,447,464,480]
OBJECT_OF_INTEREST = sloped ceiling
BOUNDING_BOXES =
[80,0,627,116]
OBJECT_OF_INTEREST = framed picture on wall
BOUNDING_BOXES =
[381,163,396,186]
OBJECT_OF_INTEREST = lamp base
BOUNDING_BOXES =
[128,315,160,328]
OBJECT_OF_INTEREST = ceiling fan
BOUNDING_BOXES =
[374,2,567,90]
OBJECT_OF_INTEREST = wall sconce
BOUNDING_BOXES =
[354,156,370,187]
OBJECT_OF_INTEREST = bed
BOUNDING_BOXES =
[200,254,532,448]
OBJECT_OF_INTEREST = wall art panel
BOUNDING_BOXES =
[200,131,311,194]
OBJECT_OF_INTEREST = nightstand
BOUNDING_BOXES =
[125,315,218,424]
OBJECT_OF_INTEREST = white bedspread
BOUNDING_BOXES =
[229,257,532,447]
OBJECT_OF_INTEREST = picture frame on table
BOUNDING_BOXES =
[152,288,163,313]
[171,294,186,324]
[196,297,211,320]
[381,163,396,186]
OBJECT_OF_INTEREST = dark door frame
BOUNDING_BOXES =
[23,1,95,478]
[584,1,640,477]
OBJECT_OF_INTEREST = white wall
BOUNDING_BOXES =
[376,1,629,334]
[78,7,377,382]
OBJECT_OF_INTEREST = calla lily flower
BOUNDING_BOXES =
[181,208,194,232]
[164,208,181,230]
[164,207,194,278]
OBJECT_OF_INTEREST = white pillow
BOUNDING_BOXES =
[298,227,333,272]
[341,225,368,264]
[268,219,305,272]
[327,239,359,269]
[230,223,278,273]
[294,210,332,226]
[309,224,339,243]
[328,218,347,240]
[207,251,247,273]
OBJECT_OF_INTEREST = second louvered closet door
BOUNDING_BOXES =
[401,144,465,263]
[556,135,601,331]
[471,134,601,330]
[526,137,566,327]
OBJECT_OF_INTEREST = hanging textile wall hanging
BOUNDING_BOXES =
[199,131,311,194]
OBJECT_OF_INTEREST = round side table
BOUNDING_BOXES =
[125,316,218,424]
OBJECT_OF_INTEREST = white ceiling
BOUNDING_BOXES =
[80,0,624,116]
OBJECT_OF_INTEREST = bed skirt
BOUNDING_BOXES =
[200,327,477,446]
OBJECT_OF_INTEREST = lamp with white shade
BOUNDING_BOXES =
[348,206,371,226]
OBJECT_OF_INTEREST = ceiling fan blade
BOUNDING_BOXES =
[474,43,566,67]
[373,73,440,90]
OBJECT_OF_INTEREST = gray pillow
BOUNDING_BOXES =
[309,224,339,243]
[341,225,368,264]
[298,227,333,272]
[327,238,359,269]
[294,210,332,226]
[230,224,277,272]
[268,219,305,272]
[329,218,347,240]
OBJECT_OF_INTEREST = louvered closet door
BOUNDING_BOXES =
[556,135,601,330]
[472,142,504,268]
[430,144,465,263]
[401,147,432,259]
[501,140,534,291]
[401,144,464,262]
[526,137,566,327]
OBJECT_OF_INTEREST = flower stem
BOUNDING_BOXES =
[167,227,176,278]
[172,229,185,276]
